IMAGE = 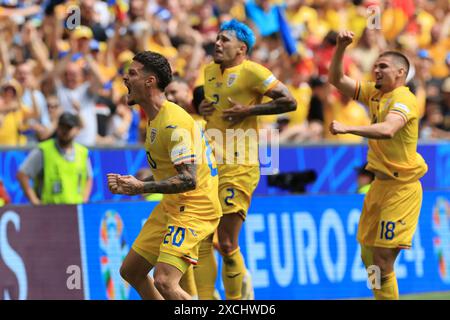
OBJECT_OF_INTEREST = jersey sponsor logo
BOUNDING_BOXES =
[150,128,157,144]
[166,125,177,129]
[393,102,410,114]
[227,74,237,87]
[208,77,216,82]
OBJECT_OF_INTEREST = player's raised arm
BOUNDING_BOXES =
[328,31,358,98]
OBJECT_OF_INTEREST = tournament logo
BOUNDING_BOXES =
[227,74,237,87]
[432,197,450,284]
[99,210,131,299]
[150,128,157,144]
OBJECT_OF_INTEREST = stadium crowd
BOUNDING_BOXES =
[0,0,449,148]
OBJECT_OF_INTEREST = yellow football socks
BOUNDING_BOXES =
[373,272,399,300]
[222,246,246,300]
[179,265,198,299]
[194,237,218,300]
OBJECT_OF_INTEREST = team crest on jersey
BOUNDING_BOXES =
[150,128,157,144]
[227,74,237,87]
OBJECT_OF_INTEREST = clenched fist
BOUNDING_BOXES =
[329,120,348,135]
[107,173,144,195]
[336,31,355,49]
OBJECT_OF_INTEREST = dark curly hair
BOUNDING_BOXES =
[133,51,173,91]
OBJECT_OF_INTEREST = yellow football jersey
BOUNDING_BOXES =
[355,81,428,182]
[203,60,279,165]
[323,99,370,142]
[144,100,221,219]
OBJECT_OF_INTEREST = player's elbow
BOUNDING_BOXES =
[16,170,27,184]
[328,70,339,86]
[284,97,297,112]
[381,125,396,139]
[288,98,297,112]
[184,177,197,191]
[384,131,395,139]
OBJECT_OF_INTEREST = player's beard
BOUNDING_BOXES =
[375,83,382,89]
[127,97,136,106]
[213,56,223,64]
[126,86,137,106]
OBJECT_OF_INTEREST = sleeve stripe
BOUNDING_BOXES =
[173,154,196,164]
[353,81,361,100]
[389,110,408,123]
[263,79,280,94]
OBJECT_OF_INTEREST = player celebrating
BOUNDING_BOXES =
[108,51,221,300]
[328,31,428,300]
[199,19,297,300]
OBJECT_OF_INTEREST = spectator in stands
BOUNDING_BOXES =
[420,97,449,140]
[105,101,132,146]
[80,0,108,42]
[1,0,448,147]
[306,76,327,141]
[17,112,93,205]
[441,77,450,132]
[415,49,444,100]
[51,48,104,146]
[29,94,62,141]
[350,28,385,79]
[14,60,53,143]
[0,80,28,146]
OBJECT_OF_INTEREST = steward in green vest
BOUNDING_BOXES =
[39,139,88,204]
[17,112,93,205]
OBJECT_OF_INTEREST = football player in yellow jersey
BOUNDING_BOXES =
[199,19,297,300]
[328,31,428,300]
[107,51,221,300]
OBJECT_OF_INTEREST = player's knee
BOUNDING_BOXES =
[372,254,393,275]
[153,272,173,295]
[119,263,133,283]
[360,253,370,269]
[219,240,237,256]
[120,263,142,285]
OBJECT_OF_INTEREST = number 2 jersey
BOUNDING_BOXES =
[203,60,279,165]
[144,100,221,219]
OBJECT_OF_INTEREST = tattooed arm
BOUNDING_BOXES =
[107,163,197,195]
[142,163,197,194]
[222,82,297,124]
[250,82,297,115]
